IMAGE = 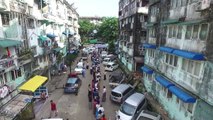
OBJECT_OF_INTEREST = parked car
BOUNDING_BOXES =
[64,77,82,94]
[109,71,125,88]
[110,84,134,103]
[105,62,119,71]
[116,93,147,120]
[82,52,88,60]
[74,62,84,74]
[102,55,117,65]
[101,51,108,58]
[136,110,162,120]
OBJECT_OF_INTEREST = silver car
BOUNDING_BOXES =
[116,92,147,120]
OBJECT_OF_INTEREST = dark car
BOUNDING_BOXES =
[64,77,82,94]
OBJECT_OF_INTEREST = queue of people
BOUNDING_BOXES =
[87,50,108,120]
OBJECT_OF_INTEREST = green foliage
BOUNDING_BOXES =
[65,53,78,66]
[96,17,118,43]
[79,19,96,42]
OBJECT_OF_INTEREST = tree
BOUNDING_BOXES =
[96,17,118,43]
[79,19,96,42]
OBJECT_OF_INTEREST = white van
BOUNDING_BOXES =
[104,62,119,71]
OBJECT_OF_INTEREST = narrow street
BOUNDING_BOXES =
[34,54,120,120]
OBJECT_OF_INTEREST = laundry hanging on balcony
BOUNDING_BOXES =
[6,47,11,57]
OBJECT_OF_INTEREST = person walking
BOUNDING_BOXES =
[103,72,106,80]
[101,114,107,120]
[90,66,93,75]
[82,68,86,77]
[102,86,106,102]
[49,100,58,118]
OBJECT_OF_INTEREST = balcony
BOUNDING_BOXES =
[123,46,127,52]
[129,36,133,43]
[18,49,33,66]
[0,59,15,71]
[128,48,133,56]
[0,0,9,12]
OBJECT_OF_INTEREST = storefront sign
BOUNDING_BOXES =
[0,85,10,99]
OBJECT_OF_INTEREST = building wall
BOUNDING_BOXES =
[144,0,213,120]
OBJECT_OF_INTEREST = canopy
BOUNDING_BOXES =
[0,38,22,48]
[89,39,97,44]
[54,47,62,52]
[141,66,154,74]
[38,36,48,41]
[159,46,175,53]
[161,19,179,25]
[19,75,48,92]
[168,86,196,103]
[143,43,156,49]
[173,49,204,60]
[47,33,57,39]
[155,76,174,88]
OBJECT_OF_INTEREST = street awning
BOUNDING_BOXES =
[173,49,204,60]
[155,76,174,88]
[161,19,179,25]
[0,38,22,48]
[179,19,206,25]
[54,47,63,52]
[47,33,57,39]
[141,66,154,74]
[146,22,155,27]
[159,46,175,53]
[143,43,156,49]
[38,36,48,41]
[19,75,48,92]
[168,86,196,103]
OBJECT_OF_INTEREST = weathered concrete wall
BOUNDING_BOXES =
[199,61,213,106]
[193,99,213,120]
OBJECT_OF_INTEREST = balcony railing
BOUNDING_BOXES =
[0,59,15,70]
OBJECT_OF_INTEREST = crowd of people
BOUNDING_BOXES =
[87,50,107,120]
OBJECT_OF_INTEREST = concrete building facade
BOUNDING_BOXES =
[141,0,213,120]
[118,0,149,72]
[0,0,80,118]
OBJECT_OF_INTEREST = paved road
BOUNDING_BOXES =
[34,55,120,120]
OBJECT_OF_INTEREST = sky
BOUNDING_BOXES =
[68,0,119,17]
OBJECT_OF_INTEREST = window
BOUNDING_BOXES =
[173,26,177,38]
[199,24,208,41]
[168,26,173,38]
[1,13,9,25]
[192,25,199,39]
[167,90,172,98]
[176,97,180,104]
[39,56,43,62]
[187,103,194,113]
[177,26,182,39]
[11,71,15,80]
[3,73,7,83]
[181,58,202,76]
[185,26,192,39]
[165,54,178,67]
[27,18,35,28]
[0,75,3,86]
[16,68,22,77]
[148,49,155,58]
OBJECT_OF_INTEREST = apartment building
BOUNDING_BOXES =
[141,0,213,120]
[118,0,149,72]
[0,0,79,118]
[80,16,103,25]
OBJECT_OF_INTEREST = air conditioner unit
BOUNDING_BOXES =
[195,0,210,11]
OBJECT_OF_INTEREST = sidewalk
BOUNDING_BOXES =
[33,55,81,119]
